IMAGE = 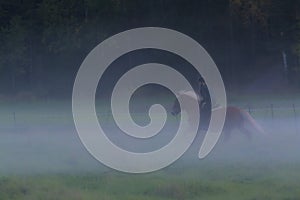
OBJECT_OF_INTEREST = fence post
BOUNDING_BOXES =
[13,111,16,128]
[293,104,297,118]
[270,104,274,120]
[248,104,251,114]
[293,104,298,133]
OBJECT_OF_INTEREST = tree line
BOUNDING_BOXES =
[0,0,300,98]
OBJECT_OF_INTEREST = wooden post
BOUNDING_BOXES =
[13,111,16,128]
[271,104,274,120]
[293,104,298,133]
[293,104,297,118]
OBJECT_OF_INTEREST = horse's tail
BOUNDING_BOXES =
[241,110,266,135]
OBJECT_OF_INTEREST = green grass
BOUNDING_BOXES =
[0,163,300,200]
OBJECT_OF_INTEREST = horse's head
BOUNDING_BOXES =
[171,91,201,116]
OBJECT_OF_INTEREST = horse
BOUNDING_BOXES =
[171,91,265,140]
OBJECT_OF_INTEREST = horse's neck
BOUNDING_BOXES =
[185,91,202,103]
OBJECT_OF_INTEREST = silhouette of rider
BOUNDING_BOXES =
[198,76,211,129]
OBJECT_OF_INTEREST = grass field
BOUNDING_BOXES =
[1,94,300,199]
[1,161,300,200]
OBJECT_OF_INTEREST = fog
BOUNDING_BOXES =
[1,100,299,175]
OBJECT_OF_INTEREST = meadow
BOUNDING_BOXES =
[0,92,300,200]
[1,163,300,200]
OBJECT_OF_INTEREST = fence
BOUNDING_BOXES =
[1,103,299,134]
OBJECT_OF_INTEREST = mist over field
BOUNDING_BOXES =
[0,94,299,175]
[1,91,300,199]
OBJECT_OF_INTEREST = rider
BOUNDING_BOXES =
[198,76,211,129]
